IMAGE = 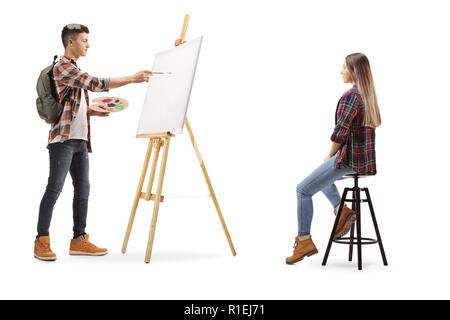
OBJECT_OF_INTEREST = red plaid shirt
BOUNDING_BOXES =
[331,86,376,175]
[49,56,110,152]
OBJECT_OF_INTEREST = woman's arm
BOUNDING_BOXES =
[326,93,359,161]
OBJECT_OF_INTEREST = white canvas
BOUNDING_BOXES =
[137,36,203,135]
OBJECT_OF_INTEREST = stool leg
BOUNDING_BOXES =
[322,188,349,266]
[364,188,388,266]
[356,187,363,270]
[348,190,356,261]
[348,224,355,261]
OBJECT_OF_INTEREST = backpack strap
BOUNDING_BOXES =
[49,55,72,104]
[48,56,60,102]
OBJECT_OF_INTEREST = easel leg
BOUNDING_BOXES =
[185,118,236,256]
[145,139,162,198]
[122,139,154,254]
[145,138,171,263]
[201,163,236,256]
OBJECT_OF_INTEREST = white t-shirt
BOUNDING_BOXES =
[50,89,88,143]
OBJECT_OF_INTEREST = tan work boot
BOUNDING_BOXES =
[334,204,356,239]
[285,236,318,265]
[69,234,108,256]
[34,236,57,261]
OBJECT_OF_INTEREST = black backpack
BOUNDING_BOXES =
[36,55,72,124]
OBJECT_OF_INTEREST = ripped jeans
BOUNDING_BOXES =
[37,139,90,238]
[296,155,355,236]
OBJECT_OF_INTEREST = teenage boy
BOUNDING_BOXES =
[34,23,152,261]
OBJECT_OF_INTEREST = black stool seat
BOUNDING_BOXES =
[321,174,388,270]
[344,173,369,178]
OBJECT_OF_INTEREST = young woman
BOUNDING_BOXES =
[286,53,381,265]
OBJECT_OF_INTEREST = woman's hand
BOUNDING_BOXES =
[325,142,343,161]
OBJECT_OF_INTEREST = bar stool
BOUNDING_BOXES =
[321,174,388,270]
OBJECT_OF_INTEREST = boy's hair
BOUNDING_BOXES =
[61,24,89,48]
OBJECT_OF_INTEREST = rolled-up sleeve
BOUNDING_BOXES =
[54,61,110,93]
[330,94,358,144]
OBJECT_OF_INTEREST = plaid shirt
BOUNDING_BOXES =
[330,86,376,175]
[49,56,110,152]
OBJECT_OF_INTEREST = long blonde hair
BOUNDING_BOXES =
[346,53,381,128]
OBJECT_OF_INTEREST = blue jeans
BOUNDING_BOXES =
[296,155,355,236]
[37,140,90,238]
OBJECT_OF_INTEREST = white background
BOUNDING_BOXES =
[0,0,449,300]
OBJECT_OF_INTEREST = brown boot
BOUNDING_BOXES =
[69,234,108,256]
[34,236,57,261]
[334,204,356,239]
[285,236,318,265]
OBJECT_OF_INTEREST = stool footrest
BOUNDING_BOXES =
[333,237,378,245]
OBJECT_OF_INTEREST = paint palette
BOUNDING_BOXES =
[90,97,129,113]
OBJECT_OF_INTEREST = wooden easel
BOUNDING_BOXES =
[121,15,236,263]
